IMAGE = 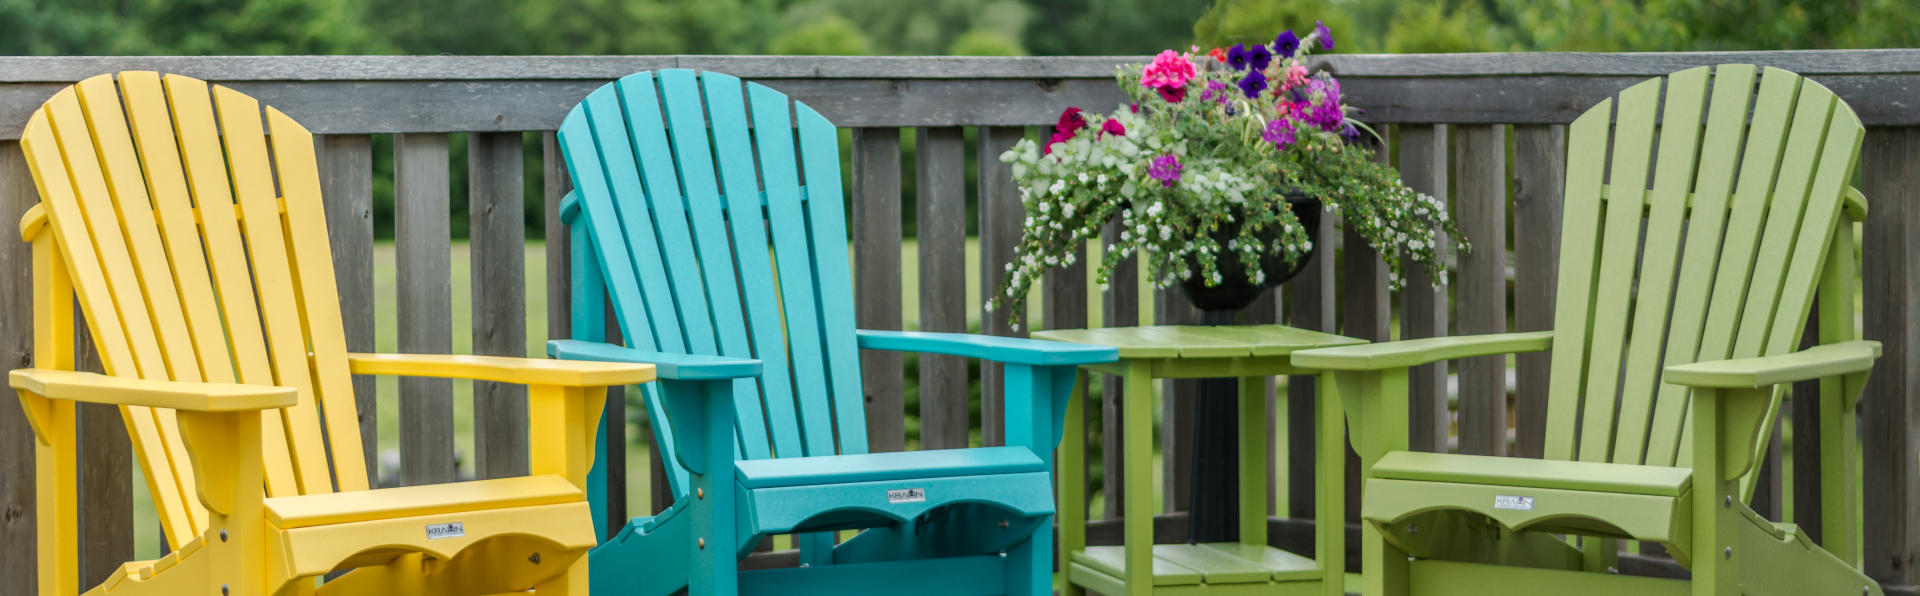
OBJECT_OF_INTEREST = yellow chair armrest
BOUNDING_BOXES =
[10,368,295,411]
[343,353,654,387]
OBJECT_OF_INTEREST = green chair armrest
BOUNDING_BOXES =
[1290,331,1554,371]
[1664,340,1880,389]
[855,329,1119,366]
[10,368,296,411]
[344,353,654,387]
[547,339,762,381]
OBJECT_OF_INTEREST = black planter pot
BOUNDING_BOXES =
[1178,194,1322,313]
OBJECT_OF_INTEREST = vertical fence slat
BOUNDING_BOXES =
[853,128,905,453]
[470,131,528,480]
[1396,124,1449,454]
[978,125,1025,448]
[0,140,35,594]
[1284,205,1335,522]
[1510,124,1563,460]
[75,307,127,586]
[1792,312,1824,539]
[1339,132,1394,525]
[319,134,376,486]
[395,133,455,486]
[916,127,968,450]
[1862,125,1919,592]
[1454,124,1509,457]
[1158,288,1198,513]
[1101,219,1138,520]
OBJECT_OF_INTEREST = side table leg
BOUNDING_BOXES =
[1238,376,1269,547]
[1060,369,1089,596]
[1123,361,1155,596]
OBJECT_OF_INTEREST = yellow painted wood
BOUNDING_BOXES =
[213,86,334,495]
[266,107,370,492]
[10,369,297,411]
[346,353,654,387]
[15,72,647,595]
[265,475,581,528]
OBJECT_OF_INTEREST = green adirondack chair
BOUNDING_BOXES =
[1290,65,1883,595]
[546,69,1118,595]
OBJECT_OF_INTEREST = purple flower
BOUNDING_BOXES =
[1225,43,1250,71]
[1273,30,1300,58]
[1202,79,1231,105]
[1148,154,1183,187]
[1308,99,1344,132]
[1314,21,1335,50]
[1340,122,1362,144]
[1237,70,1268,99]
[1247,44,1272,71]
[1263,119,1296,150]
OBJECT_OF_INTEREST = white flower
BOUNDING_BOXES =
[984,303,994,313]
[1078,173,1089,183]
[1146,202,1163,216]
[1097,174,1108,185]
[1160,226,1172,240]
[1049,180,1066,195]
[1063,203,1075,217]
[1064,253,1076,265]
[1039,201,1051,213]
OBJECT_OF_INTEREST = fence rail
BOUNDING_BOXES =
[0,51,1915,595]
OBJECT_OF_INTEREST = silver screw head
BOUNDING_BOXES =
[222,585,229,596]
[1723,546,1733,559]
[529,552,541,564]
[1724,495,1733,508]
[219,530,228,542]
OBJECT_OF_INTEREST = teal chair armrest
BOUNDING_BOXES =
[1290,330,1555,371]
[854,329,1118,366]
[547,339,762,381]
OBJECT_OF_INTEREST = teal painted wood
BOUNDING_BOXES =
[555,69,1117,595]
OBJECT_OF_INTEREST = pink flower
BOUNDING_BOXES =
[1101,118,1126,137]
[1282,63,1310,91]
[1140,50,1197,94]
[1055,107,1087,134]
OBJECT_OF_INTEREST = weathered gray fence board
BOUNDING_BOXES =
[1510,124,1564,460]
[1101,219,1139,519]
[978,125,1025,448]
[1862,125,1919,592]
[1285,207,1337,522]
[318,134,377,485]
[1396,124,1449,454]
[0,141,35,595]
[916,126,968,450]
[469,131,529,480]
[395,133,456,486]
[1454,124,1509,457]
[853,128,905,453]
[74,311,125,587]
[1158,287,1199,513]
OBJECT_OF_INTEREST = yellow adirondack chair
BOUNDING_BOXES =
[11,71,653,596]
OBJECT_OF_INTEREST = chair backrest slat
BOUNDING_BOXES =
[559,70,872,499]
[20,73,368,548]
[1541,66,1864,474]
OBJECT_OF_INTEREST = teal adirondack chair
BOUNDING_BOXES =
[1291,65,1883,595]
[547,69,1119,595]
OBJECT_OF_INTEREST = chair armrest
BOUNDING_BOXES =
[547,340,762,381]
[344,353,654,387]
[855,329,1119,366]
[1290,331,1554,371]
[10,368,295,411]
[1664,340,1880,389]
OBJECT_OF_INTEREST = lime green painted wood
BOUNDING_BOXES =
[1664,340,1878,388]
[1406,560,1689,596]
[1294,66,1882,596]
[1194,543,1321,580]
[1289,331,1551,371]
[1370,451,1692,497]
[1121,359,1154,596]
[1073,547,1204,586]
[1612,66,1711,465]
[1147,545,1272,584]
[1237,375,1266,546]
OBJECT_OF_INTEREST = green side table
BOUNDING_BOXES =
[1031,324,1365,596]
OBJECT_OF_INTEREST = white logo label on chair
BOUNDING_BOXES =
[426,522,466,539]
[1493,495,1534,511]
[888,488,926,504]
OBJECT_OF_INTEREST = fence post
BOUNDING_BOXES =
[395,133,455,486]
[1453,124,1509,457]
[0,140,38,595]
[853,128,905,453]
[1862,125,1920,593]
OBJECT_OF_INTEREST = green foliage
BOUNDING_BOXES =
[1192,0,1353,51]
[1024,0,1215,55]
[949,30,1025,56]
[770,15,874,55]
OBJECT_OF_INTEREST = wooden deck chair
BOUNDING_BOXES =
[547,69,1118,595]
[1291,64,1883,595]
[11,72,655,596]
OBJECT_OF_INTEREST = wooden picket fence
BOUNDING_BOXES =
[0,52,1914,594]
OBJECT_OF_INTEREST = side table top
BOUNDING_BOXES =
[1030,324,1364,359]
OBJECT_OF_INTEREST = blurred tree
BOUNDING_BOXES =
[0,0,147,54]
[1025,0,1214,55]
[781,0,1032,55]
[1193,0,1354,52]
[769,14,874,55]
[949,29,1025,56]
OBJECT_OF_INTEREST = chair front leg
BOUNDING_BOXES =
[1002,363,1078,596]
[663,379,739,596]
